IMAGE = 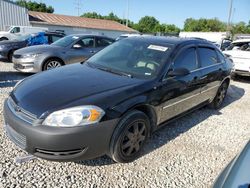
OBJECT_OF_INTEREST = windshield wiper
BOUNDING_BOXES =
[87,63,132,78]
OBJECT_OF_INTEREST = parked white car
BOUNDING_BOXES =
[0,26,48,41]
[224,39,250,78]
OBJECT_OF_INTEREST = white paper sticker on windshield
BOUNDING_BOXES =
[148,45,168,52]
[72,36,79,39]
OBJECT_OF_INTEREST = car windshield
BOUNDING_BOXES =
[51,35,80,47]
[87,39,173,79]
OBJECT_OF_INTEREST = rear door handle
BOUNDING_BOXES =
[90,50,96,53]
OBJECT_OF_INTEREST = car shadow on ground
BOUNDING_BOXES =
[77,84,245,166]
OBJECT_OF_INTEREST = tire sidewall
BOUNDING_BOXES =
[110,110,150,163]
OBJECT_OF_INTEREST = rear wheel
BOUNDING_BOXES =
[43,58,63,71]
[109,110,150,163]
[209,82,229,109]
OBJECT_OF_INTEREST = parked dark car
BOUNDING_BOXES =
[0,32,65,62]
[4,37,231,163]
[213,140,250,188]
[12,34,115,73]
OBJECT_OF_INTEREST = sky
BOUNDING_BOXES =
[38,0,250,28]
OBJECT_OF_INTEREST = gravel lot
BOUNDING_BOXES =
[0,61,250,188]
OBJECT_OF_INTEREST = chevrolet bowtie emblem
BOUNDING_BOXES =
[14,106,21,112]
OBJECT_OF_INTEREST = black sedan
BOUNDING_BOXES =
[0,32,65,62]
[4,37,232,163]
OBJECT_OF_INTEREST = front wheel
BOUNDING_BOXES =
[109,110,150,163]
[209,82,229,109]
[43,58,63,71]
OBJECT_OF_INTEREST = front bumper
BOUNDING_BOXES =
[3,99,119,162]
[12,56,42,73]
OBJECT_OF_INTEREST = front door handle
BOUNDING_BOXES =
[90,50,96,53]
[200,75,208,79]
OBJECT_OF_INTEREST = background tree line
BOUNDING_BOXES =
[15,1,250,35]
[15,0,54,13]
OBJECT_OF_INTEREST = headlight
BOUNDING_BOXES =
[42,106,105,127]
[22,53,41,58]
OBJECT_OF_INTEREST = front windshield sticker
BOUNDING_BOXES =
[72,36,79,39]
[148,45,168,52]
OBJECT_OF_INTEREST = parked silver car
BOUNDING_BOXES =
[12,34,115,73]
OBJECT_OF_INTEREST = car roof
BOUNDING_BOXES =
[67,34,114,39]
[125,36,214,46]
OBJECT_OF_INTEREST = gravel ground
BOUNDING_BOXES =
[0,61,250,188]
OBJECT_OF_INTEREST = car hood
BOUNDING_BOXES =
[14,44,64,55]
[12,63,143,117]
[0,31,8,36]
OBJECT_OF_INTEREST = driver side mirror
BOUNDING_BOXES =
[73,44,82,49]
[168,68,190,77]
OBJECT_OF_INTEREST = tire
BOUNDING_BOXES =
[209,81,229,109]
[109,110,150,163]
[43,58,63,71]
[8,51,13,62]
[0,37,8,41]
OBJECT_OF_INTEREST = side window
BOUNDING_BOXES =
[76,37,94,48]
[51,35,62,43]
[199,47,218,67]
[217,51,226,64]
[173,47,197,71]
[96,38,114,47]
[10,27,20,33]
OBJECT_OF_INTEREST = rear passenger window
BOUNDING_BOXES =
[217,51,226,64]
[96,38,113,47]
[174,48,197,71]
[199,47,218,67]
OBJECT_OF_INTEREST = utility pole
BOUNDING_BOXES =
[126,0,129,27]
[75,0,83,16]
[227,0,233,31]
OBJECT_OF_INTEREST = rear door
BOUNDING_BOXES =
[198,46,224,101]
[159,46,203,123]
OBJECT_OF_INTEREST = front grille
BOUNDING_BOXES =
[8,97,37,124]
[5,124,26,150]
[35,148,85,156]
[13,54,22,59]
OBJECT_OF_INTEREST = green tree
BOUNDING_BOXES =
[16,0,54,13]
[137,16,159,33]
[184,18,226,32]
[164,24,181,33]
[81,12,103,19]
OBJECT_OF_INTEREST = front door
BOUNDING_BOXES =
[68,37,96,64]
[159,47,203,124]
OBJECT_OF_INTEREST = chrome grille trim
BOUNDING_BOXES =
[7,97,37,124]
